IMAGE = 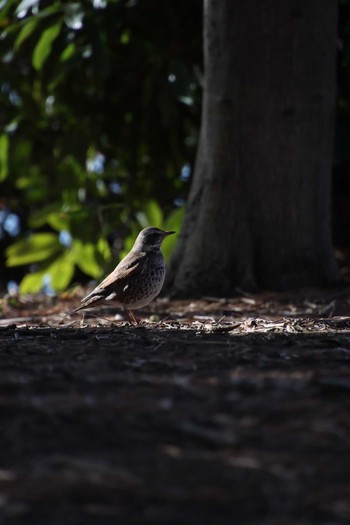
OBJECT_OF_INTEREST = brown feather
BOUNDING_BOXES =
[67,227,175,320]
[96,252,146,292]
[73,252,147,312]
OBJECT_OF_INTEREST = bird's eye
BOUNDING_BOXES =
[148,233,160,244]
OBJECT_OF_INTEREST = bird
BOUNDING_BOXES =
[69,226,175,323]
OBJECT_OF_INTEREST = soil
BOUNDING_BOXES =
[1,288,350,525]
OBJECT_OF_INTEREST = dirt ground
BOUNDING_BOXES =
[1,289,350,525]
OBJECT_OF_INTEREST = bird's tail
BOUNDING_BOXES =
[66,294,105,317]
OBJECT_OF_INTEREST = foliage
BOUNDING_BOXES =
[0,0,202,292]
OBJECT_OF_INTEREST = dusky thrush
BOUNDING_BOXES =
[69,226,175,323]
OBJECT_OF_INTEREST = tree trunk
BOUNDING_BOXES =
[167,0,339,296]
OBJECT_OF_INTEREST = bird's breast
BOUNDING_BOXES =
[121,260,166,309]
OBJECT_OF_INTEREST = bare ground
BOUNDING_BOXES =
[1,289,350,524]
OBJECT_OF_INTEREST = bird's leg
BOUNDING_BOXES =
[127,309,138,325]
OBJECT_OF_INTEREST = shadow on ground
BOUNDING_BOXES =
[1,291,350,524]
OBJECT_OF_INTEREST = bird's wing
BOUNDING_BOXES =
[79,251,147,306]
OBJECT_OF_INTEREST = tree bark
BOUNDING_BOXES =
[167,0,339,296]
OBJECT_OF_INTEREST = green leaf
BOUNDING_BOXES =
[47,253,75,290]
[120,30,130,45]
[97,237,111,261]
[15,18,39,49]
[29,203,64,228]
[136,200,163,228]
[20,268,47,294]
[29,204,70,232]
[19,253,75,293]
[72,240,104,279]
[32,21,62,71]
[163,206,184,233]
[0,134,9,182]
[162,207,185,262]
[47,212,70,232]
[119,225,139,261]
[60,42,76,62]
[6,233,61,266]
[0,0,16,22]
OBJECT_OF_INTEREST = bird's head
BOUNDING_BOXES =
[134,227,175,252]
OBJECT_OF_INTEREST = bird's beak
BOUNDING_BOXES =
[164,230,175,236]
